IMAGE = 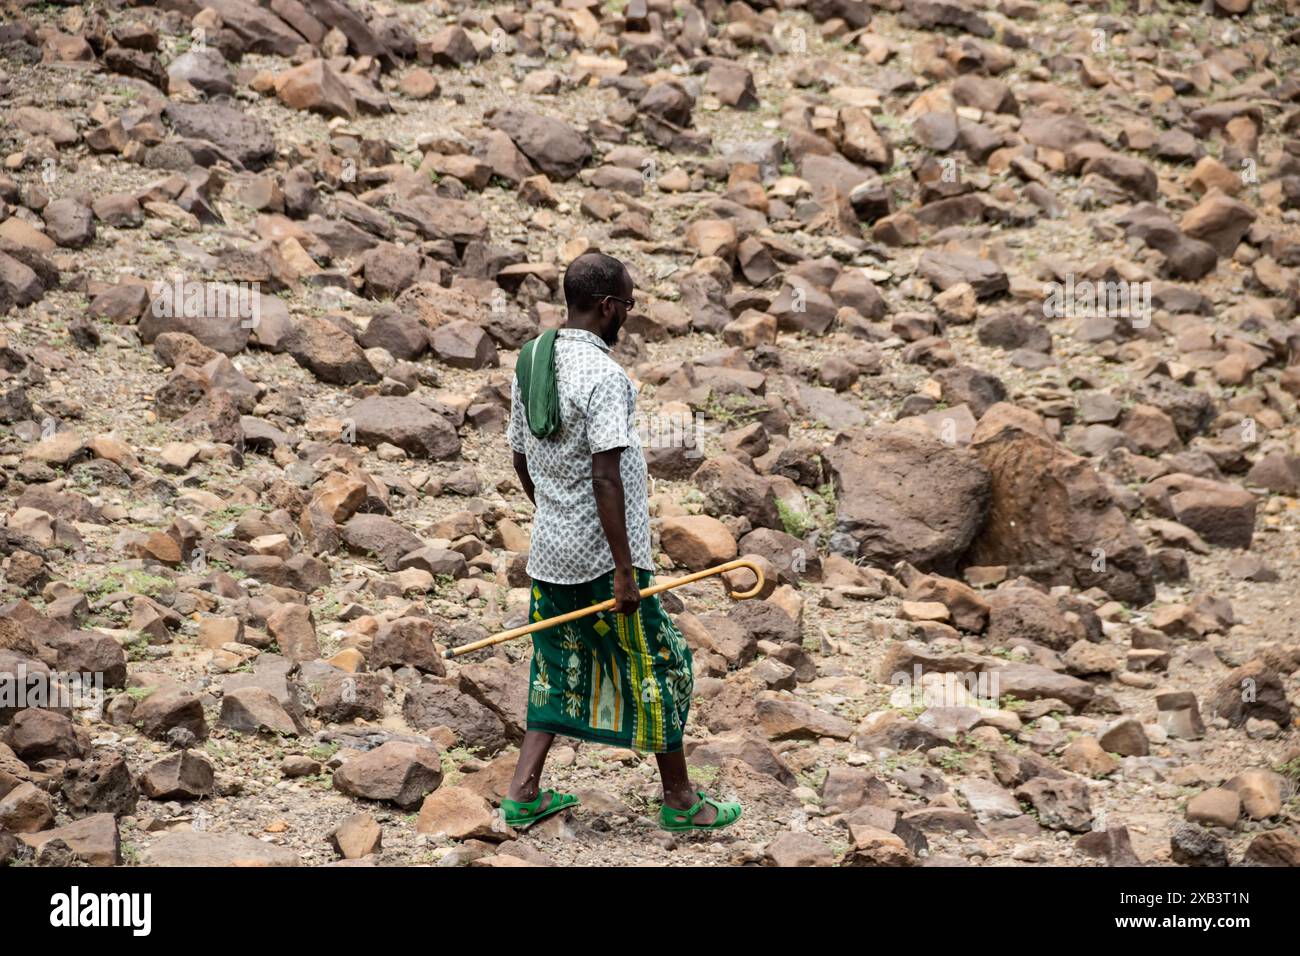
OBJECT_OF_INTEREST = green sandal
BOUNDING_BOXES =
[499,789,579,828]
[659,791,743,832]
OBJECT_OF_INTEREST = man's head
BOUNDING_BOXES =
[562,252,635,346]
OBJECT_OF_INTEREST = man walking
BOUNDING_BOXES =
[500,252,742,833]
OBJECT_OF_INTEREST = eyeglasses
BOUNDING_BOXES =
[599,294,636,311]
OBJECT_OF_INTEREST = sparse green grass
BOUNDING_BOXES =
[776,498,815,539]
[205,739,233,761]
[308,742,341,764]
[876,753,912,774]
[700,389,761,427]
[932,748,969,773]
[796,766,828,791]
[688,763,719,786]
[439,746,481,785]
[76,569,175,601]
[317,595,341,621]
[124,634,150,662]
[205,504,256,530]
[815,482,836,512]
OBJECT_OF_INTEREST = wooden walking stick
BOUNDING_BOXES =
[444,558,765,659]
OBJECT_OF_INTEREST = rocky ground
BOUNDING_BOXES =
[1,0,1299,869]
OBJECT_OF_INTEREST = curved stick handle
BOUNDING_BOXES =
[444,558,765,659]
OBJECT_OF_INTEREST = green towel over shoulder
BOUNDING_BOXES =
[516,328,560,439]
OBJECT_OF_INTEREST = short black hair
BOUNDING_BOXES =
[563,252,629,313]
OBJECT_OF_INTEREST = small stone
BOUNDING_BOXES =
[1185,788,1240,829]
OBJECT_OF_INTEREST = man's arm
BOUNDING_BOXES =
[508,374,535,504]
[513,451,535,505]
[592,447,640,616]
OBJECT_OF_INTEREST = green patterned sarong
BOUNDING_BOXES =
[526,568,694,753]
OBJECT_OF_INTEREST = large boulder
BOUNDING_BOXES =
[658,515,738,570]
[487,108,591,181]
[824,425,991,574]
[332,740,443,810]
[965,404,1154,606]
[198,0,308,56]
[917,250,1008,299]
[138,289,253,356]
[693,455,780,530]
[403,681,511,753]
[283,316,379,385]
[389,196,490,244]
[1141,474,1256,550]
[1180,191,1257,258]
[274,59,357,119]
[163,101,276,170]
[141,830,301,866]
[347,396,461,460]
[340,514,424,571]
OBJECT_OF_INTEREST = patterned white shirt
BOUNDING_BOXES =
[509,328,654,585]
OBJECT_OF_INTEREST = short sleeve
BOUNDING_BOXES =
[585,371,631,454]
[508,374,527,453]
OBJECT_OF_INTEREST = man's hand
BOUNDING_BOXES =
[513,451,535,505]
[613,565,641,617]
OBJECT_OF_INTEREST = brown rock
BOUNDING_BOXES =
[330,812,383,859]
[765,830,837,866]
[967,404,1153,605]
[658,515,738,570]
[824,425,991,574]
[415,786,505,841]
[283,316,379,385]
[1186,788,1240,828]
[19,813,119,866]
[0,781,54,833]
[487,108,591,181]
[266,603,320,662]
[275,60,356,119]
[332,740,444,810]
[139,749,214,800]
[1180,192,1257,258]
[1222,770,1285,821]
[430,320,498,369]
[347,396,461,460]
[1062,736,1119,777]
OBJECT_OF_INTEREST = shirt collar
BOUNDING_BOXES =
[557,327,612,352]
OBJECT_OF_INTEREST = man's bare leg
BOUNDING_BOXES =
[655,749,718,824]
[507,730,557,812]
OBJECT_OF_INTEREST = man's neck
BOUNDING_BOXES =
[563,317,610,346]
[564,316,602,336]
